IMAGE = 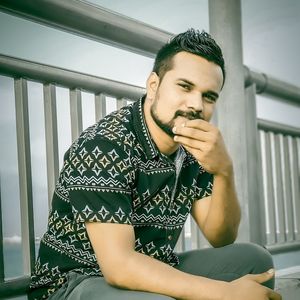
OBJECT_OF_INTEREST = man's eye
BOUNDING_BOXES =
[178,83,190,90]
[204,94,217,103]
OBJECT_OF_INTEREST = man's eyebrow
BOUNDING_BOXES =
[177,78,195,86]
[177,78,219,99]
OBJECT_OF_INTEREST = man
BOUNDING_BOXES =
[30,29,281,300]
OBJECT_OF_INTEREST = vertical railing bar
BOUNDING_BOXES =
[190,218,200,249]
[198,229,210,249]
[116,97,127,110]
[95,93,107,121]
[291,137,300,241]
[270,133,286,243]
[43,84,59,206]
[14,78,36,274]
[70,88,83,141]
[175,231,184,253]
[280,135,294,242]
[0,181,5,281]
[180,229,186,251]
[245,84,266,245]
[260,131,276,245]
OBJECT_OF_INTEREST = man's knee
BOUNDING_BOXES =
[237,243,274,272]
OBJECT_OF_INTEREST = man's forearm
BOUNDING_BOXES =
[204,166,241,246]
[109,249,227,300]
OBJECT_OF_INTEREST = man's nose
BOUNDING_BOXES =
[186,93,204,112]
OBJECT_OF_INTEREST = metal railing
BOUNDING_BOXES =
[0,54,144,299]
[0,0,300,298]
[258,120,300,250]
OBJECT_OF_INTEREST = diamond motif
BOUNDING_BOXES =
[108,149,119,161]
[79,147,88,159]
[98,155,110,168]
[98,206,109,219]
[77,164,87,176]
[115,207,125,221]
[108,166,119,178]
[91,146,102,158]
[82,205,93,218]
[84,155,94,167]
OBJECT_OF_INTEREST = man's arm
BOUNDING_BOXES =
[191,168,241,247]
[173,120,241,247]
[86,222,280,300]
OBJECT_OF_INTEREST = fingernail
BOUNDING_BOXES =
[267,268,274,274]
[172,126,177,133]
[174,136,178,141]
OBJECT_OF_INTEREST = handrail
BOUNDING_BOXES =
[0,0,170,58]
[258,119,300,137]
[0,275,30,298]
[0,0,299,105]
[244,67,300,105]
[267,241,300,255]
[0,54,145,100]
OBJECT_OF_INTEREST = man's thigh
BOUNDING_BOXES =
[49,272,174,300]
[175,242,274,289]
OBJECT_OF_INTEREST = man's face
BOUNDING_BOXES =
[147,51,223,137]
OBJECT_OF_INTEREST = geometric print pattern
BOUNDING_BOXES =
[30,96,213,299]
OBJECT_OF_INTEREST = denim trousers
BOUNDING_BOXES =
[48,243,274,300]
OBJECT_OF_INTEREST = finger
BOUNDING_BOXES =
[269,289,282,300]
[247,269,275,284]
[173,125,210,142]
[174,135,205,151]
[184,119,213,131]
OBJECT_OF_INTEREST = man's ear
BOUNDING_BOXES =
[146,72,160,100]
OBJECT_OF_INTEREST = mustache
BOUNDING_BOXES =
[174,110,203,120]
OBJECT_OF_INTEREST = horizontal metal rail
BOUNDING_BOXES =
[0,1,300,104]
[0,275,30,298]
[0,54,145,100]
[0,0,170,58]
[258,118,300,137]
[267,241,300,254]
[244,67,300,105]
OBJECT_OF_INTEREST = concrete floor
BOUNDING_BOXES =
[275,267,300,300]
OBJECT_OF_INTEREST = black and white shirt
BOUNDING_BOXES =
[30,96,213,299]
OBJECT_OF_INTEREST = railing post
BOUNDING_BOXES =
[209,0,259,243]
[70,88,83,141]
[245,84,266,245]
[43,84,59,205]
[0,180,5,281]
[95,93,107,121]
[14,78,36,274]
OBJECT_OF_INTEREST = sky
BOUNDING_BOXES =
[0,0,300,238]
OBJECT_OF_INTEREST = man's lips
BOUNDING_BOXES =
[174,110,203,121]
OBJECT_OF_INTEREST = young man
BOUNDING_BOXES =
[30,29,281,300]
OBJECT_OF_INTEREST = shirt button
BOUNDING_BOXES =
[168,235,172,241]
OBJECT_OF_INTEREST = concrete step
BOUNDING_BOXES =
[275,266,300,300]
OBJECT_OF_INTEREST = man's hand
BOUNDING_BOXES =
[173,119,232,176]
[224,269,282,300]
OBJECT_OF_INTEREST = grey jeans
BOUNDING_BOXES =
[48,243,274,300]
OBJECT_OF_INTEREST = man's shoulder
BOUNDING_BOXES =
[65,104,138,160]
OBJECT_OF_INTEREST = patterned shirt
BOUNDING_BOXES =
[30,96,213,299]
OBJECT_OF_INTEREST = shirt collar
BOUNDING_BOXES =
[133,95,160,160]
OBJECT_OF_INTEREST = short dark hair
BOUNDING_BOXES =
[153,28,226,85]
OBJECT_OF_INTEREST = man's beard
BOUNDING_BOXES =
[150,101,203,138]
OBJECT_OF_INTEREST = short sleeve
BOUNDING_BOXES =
[194,169,214,200]
[65,138,134,224]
